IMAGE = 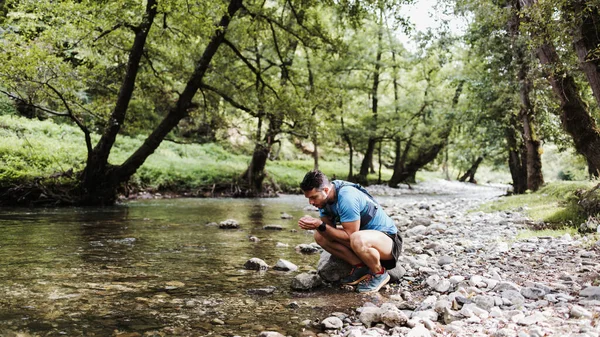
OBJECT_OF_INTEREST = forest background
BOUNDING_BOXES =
[1,0,600,217]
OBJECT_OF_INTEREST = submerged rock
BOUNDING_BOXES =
[244,258,269,270]
[219,219,240,229]
[273,259,298,272]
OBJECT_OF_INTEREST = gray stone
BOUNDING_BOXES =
[406,225,428,236]
[502,290,525,306]
[291,273,322,290]
[280,212,293,219]
[359,307,381,327]
[521,287,546,300]
[495,281,521,292]
[263,224,283,230]
[570,305,593,319]
[258,332,286,337]
[273,259,298,272]
[317,251,352,282]
[296,243,321,254]
[381,310,409,327]
[473,295,496,311]
[406,324,431,337]
[219,219,240,229]
[411,217,432,227]
[437,256,454,266]
[247,286,276,295]
[494,328,517,337]
[580,286,600,300]
[321,316,343,330]
[244,258,269,270]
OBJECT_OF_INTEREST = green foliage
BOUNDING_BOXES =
[0,95,17,116]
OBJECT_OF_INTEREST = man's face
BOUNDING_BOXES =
[304,187,329,209]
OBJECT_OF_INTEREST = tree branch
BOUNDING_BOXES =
[222,38,280,98]
[200,84,257,116]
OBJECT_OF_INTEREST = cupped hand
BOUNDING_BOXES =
[298,215,320,230]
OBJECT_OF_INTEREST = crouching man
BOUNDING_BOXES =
[298,170,403,293]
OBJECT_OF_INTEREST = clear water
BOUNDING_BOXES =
[0,196,377,336]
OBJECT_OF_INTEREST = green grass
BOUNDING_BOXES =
[0,114,392,192]
[515,228,579,240]
[479,181,596,227]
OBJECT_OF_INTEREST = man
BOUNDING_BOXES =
[298,170,402,293]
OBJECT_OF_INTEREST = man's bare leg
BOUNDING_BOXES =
[314,231,362,265]
[349,230,394,273]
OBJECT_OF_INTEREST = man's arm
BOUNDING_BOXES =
[298,216,359,247]
[321,219,360,247]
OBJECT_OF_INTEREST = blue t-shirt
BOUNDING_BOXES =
[319,183,397,235]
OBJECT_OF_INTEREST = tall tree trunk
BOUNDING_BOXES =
[241,118,281,194]
[389,137,411,188]
[358,139,376,184]
[506,114,527,194]
[78,0,158,205]
[568,1,600,108]
[341,116,354,181]
[377,141,382,184]
[312,132,319,170]
[459,156,483,183]
[358,9,383,183]
[509,0,544,191]
[113,0,243,201]
[521,0,600,177]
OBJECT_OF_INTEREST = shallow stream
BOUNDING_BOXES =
[0,195,384,336]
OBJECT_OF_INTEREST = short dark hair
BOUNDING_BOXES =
[300,170,329,191]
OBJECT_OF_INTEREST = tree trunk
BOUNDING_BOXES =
[458,156,483,183]
[568,1,600,108]
[341,116,354,181]
[312,132,319,170]
[510,0,544,191]
[505,115,527,194]
[107,0,242,202]
[377,140,382,184]
[357,138,377,184]
[388,137,408,188]
[78,0,158,205]
[521,0,600,177]
[358,10,383,183]
[241,116,281,195]
[391,139,447,184]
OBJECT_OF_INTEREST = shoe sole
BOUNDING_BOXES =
[357,274,390,293]
[342,273,370,286]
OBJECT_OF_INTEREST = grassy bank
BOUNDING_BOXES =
[0,114,391,193]
[478,181,597,229]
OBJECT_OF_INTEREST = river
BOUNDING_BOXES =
[0,195,388,336]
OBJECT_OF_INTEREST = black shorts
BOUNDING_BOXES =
[380,231,403,270]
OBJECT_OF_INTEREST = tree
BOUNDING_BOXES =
[520,0,600,177]
[0,0,243,205]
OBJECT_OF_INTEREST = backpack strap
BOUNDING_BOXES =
[329,180,379,227]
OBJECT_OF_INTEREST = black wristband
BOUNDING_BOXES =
[317,222,327,232]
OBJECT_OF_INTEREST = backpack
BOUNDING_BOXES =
[324,180,379,226]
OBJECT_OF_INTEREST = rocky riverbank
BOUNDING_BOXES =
[271,180,600,337]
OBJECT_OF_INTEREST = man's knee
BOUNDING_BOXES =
[349,231,366,250]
